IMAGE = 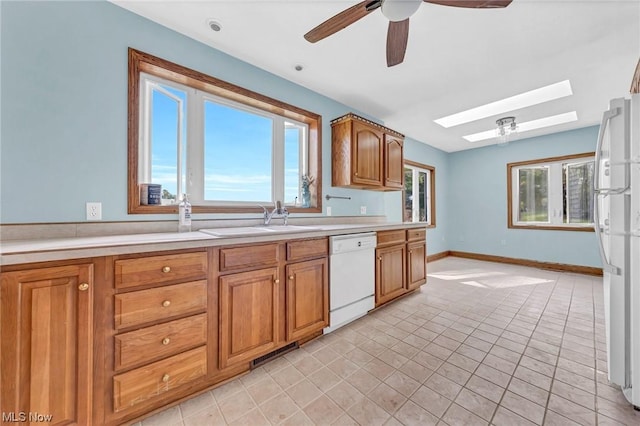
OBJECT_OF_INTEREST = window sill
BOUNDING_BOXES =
[508,223,595,232]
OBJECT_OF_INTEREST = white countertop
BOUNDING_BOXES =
[0,222,426,266]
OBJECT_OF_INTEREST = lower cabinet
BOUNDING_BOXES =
[375,227,427,307]
[375,244,407,306]
[286,257,329,341]
[0,263,94,426]
[219,267,280,368]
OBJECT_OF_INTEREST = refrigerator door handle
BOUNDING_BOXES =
[595,106,631,194]
[594,107,622,275]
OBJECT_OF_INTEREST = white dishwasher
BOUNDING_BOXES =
[324,232,377,333]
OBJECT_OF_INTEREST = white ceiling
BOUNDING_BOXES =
[112,0,640,152]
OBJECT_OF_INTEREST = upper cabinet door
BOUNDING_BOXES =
[384,134,404,189]
[352,121,384,187]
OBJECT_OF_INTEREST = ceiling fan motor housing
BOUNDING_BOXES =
[381,0,422,22]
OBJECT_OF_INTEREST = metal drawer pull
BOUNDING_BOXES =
[162,266,171,273]
[162,338,170,345]
[162,374,170,383]
[78,283,89,291]
[162,300,171,307]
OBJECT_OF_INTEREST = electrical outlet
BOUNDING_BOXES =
[86,202,102,221]
[326,206,332,216]
[360,206,367,215]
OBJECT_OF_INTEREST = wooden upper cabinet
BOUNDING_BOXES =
[332,113,404,190]
[384,134,404,189]
[1,264,94,426]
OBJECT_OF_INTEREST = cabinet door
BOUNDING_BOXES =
[352,121,383,186]
[375,245,406,306]
[407,241,427,290]
[1,264,93,426]
[285,258,328,341]
[384,134,404,189]
[219,267,279,368]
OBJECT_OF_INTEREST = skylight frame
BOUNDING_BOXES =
[434,80,573,128]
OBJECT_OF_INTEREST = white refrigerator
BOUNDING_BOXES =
[594,94,640,409]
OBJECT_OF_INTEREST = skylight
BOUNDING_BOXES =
[463,111,578,143]
[434,80,573,128]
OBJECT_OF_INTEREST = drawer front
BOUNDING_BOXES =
[114,281,207,330]
[114,314,207,370]
[377,230,406,246]
[406,228,426,242]
[115,252,208,290]
[286,238,329,262]
[219,243,280,272]
[113,346,207,412]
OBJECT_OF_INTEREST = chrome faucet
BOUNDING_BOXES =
[261,201,288,226]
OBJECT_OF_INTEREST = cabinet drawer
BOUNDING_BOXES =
[113,346,207,412]
[114,313,207,370]
[406,228,426,242]
[377,230,406,246]
[115,252,208,290]
[286,238,328,262]
[114,281,207,330]
[219,243,280,272]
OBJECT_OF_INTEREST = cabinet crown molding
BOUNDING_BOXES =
[331,113,404,138]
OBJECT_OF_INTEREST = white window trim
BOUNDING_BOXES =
[404,164,432,225]
[510,156,595,228]
[139,72,309,206]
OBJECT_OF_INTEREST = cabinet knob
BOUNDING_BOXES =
[377,256,382,261]
[289,275,294,280]
[162,266,171,273]
[162,300,171,307]
[161,374,170,383]
[162,337,171,345]
[78,283,89,291]
[274,279,280,284]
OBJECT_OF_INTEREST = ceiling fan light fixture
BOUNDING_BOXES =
[495,116,517,145]
[381,0,422,22]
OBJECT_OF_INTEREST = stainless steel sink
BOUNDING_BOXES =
[199,225,320,237]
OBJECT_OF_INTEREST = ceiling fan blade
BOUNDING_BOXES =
[304,1,380,43]
[424,0,512,8]
[386,19,409,67]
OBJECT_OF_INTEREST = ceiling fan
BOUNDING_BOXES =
[304,0,513,67]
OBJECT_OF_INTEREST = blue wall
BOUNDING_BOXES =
[0,1,601,266]
[447,126,601,267]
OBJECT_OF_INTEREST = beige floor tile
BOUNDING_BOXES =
[554,367,596,394]
[393,400,439,426]
[259,392,299,424]
[441,403,488,426]
[182,403,227,426]
[456,343,487,362]
[508,377,549,407]
[500,391,545,425]
[303,395,344,424]
[292,352,324,375]
[492,406,537,426]
[424,373,462,400]
[346,396,391,426]
[514,365,553,391]
[286,378,323,408]
[368,382,407,414]
[543,409,582,426]
[280,410,314,426]
[453,388,496,421]
[475,363,511,388]
[465,375,505,404]
[551,379,595,410]
[346,367,382,394]
[326,380,365,411]
[179,391,216,419]
[596,396,640,425]
[141,406,182,426]
[546,394,595,426]
[327,356,360,379]
[217,389,257,423]
[384,370,421,397]
[307,366,342,392]
[410,385,452,418]
[436,362,472,386]
[229,407,270,426]
[519,355,556,377]
[489,344,522,364]
[246,376,283,405]
[398,359,434,383]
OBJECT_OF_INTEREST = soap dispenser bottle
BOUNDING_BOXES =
[178,194,192,232]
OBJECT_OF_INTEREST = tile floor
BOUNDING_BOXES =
[136,257,640,426]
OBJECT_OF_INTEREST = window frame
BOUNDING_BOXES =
[128,48,322,214]
[507,152,595,232]
[402,160,436,227]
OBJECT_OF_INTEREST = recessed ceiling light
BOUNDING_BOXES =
[207,19,222,32]
[294,64,304,71]
[435,80,573,128]
[463,111,578,143]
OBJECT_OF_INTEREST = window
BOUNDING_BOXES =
[507,152,595,231]
[128,48,321,214]
[403,160,435,226]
